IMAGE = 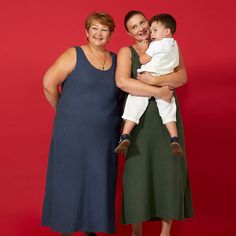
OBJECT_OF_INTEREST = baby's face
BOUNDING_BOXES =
[150,21,168,41]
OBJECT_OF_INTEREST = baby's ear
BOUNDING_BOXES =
[165,28,171,36]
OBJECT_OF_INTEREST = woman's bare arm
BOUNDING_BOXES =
[137,49,187,88]
[115,47,173,101]
[43,47,76,109]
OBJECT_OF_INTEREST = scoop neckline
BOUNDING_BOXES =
[79,46,113,72]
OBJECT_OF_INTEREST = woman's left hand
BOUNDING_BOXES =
[137,72,156,85]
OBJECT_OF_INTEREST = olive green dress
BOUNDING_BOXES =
[121,47,194,224]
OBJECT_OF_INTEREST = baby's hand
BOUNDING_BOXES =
[139,40,149,52]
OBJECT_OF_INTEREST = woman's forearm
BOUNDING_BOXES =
[42,69,61,110]
[116,76,161,97]
[43,84,60,110]
[116,76,173,102]
[153,68,187,88]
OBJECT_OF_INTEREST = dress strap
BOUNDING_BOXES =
[128,46,141,79]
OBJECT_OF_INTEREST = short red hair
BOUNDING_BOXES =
[85,12,115,33]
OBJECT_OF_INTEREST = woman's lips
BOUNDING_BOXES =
[138,30,148,37]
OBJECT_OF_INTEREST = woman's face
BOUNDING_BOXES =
[86,20,111,47]
[126,14,150,42]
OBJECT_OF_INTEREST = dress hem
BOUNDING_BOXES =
[42,223,115,234]
[121,213,194,225]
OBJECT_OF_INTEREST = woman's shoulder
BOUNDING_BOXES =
[58,47,77,63]
[63,46,77,55]
[51,47,77,73]
[118,46,131,53]
[117,46,132,59]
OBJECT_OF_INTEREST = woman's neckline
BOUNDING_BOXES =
[80,46,113,72]
[131,44,145,57]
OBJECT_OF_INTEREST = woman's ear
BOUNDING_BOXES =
[85,29,89,40]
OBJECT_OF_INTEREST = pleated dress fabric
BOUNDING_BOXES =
[42,47,121,233]
[121,46,194,224]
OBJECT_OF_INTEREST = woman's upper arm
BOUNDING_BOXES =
[43,47,76,88]
[115,47,132,88]
[174,48,187,84]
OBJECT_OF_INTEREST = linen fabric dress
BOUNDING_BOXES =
[42,47,121,233]
[121,46,194,224]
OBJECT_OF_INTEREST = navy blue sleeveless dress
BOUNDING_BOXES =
[42,47,121,233]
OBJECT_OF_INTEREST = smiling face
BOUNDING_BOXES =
[150,21,171,41]
[126,14,150,42]
[86,20,111,47]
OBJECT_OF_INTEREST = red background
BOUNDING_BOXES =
[1,0,236,235]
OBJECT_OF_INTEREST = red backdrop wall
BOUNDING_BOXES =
[1,0,236,235]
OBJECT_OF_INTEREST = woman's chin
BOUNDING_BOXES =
[138,33,150,41]
[89,41,106,47]
[137,36,149,42]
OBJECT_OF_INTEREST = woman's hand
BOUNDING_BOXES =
[155,86,174,102]
[137,72,156,85]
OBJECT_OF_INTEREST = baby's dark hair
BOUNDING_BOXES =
[149,14,176,35]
